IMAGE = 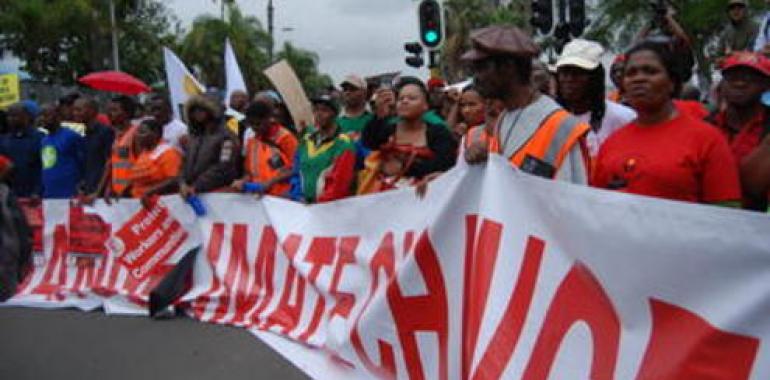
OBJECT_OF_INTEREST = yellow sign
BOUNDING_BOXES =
[0,73,20,109]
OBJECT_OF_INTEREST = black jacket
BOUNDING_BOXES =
[181,125,240,193]
[362,117,458,179]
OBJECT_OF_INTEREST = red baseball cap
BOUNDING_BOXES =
[426,77,446,90]
[721,51,770,77]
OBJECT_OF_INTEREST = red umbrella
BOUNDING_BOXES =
[78,71,151,95]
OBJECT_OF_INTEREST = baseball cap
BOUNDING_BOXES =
[727,0,748,7]
[311,94,340,115]
[722,52,770,77]
[340,75,367,91]
[460,26,540,61]
[426,77,446,91]
[556,39,605,71]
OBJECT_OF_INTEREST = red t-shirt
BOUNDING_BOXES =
[674,100,709,121]
[592,113,741,204]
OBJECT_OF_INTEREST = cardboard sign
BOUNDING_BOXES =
[107,201,188,281]
[0,73,20,109]
[263,60,314,133]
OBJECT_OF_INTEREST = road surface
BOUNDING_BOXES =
[0,307,310,380]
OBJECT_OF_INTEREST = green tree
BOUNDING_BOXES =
[441,0,527,81]
[0,0,179,84]
[180,5,272,92]
[588,0,766,90]
[117,1,181,85]
[275,42,333,96]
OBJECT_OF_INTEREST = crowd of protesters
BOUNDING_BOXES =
[0,1,769,217]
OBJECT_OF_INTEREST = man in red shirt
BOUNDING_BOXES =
[711,51,770,210]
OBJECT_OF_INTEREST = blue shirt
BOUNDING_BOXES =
[0,127,45,197]
[41,127,86,199]
[82,122,115,194]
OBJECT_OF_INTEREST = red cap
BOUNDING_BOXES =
[426,77,446,90]
[722,51,770,77]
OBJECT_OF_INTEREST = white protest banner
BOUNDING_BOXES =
[6,157,770,379]
[263,60,314,132]
[163,47,205,120]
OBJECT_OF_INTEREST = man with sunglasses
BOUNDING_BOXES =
[462,25,591,185]
[337,74,373,141]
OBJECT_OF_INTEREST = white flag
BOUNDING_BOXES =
[224,38,247,109]
[163,47,205,120]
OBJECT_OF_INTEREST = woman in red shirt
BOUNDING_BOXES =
[592,40,741,205]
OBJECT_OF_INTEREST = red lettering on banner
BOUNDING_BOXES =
[635,299,759,380]
[467,235,545,380]
[210,224,249,323]
[297,237,336,342]
[522,263,620,380]
[387,231,449,380]
[31,225,68,299]
[351,232,398,378]
[263,234,306,335]
[18,199,44,252]
[68,206,111,256]
[191,223,226,320]
[108,203,188,281]
[350,231,449,380]
[461,215,503,380]
[236,226,277,327]
[327,237,359,321]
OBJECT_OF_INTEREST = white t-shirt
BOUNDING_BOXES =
[163,119,189,152]
[575,100,636,157]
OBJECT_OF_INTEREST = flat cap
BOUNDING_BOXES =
[461,26,540,61]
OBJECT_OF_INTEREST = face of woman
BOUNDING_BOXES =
[396,84,429,121]
[623,50,674,113]
[135,124,160,151]
[460,90,486,126]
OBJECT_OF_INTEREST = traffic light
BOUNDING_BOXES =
[531,0,553,35]
[568,0,586,37]
[418,0,444,49]
[405,42,425,68]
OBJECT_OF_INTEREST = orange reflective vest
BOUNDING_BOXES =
[465,109,590,177]
[243,128,297,196]
[110,125,138,195]
[129,142,183,198]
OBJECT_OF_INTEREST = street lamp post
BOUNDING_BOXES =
[109,0,120,71]
[268,0,275,63]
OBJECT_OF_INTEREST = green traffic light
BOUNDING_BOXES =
[424,30,439,44]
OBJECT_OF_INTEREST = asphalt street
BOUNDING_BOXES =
[0,307,309,380]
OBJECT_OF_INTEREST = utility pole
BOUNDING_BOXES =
[109,0,120,71]
[268,0,275,63]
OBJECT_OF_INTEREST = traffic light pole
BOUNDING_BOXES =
[428,50,440,79]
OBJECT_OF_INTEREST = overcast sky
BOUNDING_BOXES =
[167,0,428,84]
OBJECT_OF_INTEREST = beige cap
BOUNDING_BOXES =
[340,75,367,91]
[556,39,605,71]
